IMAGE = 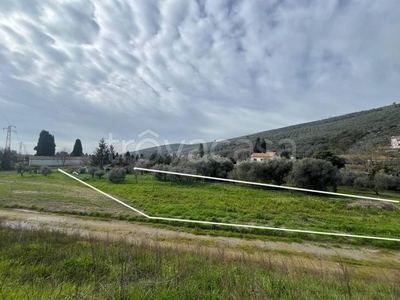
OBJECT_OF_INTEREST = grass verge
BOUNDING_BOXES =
[0,222,399,299]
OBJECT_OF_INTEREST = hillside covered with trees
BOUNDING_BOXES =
[140,104,400,159]
[237,104,400,158]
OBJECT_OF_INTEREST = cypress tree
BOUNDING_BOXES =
[34,130,56,156]
[71,139,83,156]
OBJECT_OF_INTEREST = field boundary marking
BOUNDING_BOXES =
[134,167,399,204]
[58,169,400,242]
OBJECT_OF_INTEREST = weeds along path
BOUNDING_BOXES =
[0,208,399,282]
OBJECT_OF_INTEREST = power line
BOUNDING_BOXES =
[0,110,9,123]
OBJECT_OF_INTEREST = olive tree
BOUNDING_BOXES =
[94,170,105,179]
[290,158,341,191]
[40,166,52,176]
[108,167,126,182]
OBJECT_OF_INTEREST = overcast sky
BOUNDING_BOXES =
[1,0,400,155]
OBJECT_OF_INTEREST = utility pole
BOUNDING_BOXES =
[19,141,25,154]
[3,126,16,151]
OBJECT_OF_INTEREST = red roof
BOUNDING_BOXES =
[251,152,276,158]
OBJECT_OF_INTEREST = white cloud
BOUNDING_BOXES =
[0,0,400,154]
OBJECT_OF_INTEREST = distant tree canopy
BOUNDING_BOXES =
[230,159,292,185]
[34,130,56,156]
[313,150,346,169]
[71,139,83,156]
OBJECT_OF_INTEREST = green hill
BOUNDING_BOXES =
[139,104,400,159]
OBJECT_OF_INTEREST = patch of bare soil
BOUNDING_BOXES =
[1,209,399,282]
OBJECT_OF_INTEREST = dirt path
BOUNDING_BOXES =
[1,209,399,280]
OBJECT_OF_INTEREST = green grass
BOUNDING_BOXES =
[0,170,399,247]
[84,173,400,246]
[0,224,398,299]
[0,171,130,215]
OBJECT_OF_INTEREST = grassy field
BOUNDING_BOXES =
[0,224,398,299]
[0,170,399,247]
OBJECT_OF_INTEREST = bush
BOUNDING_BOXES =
[94,170,105,179]
[88,167,98,178]
[24,166,32,173]
[15,162,26,176]
[230,159,292,185]
[69,166,80,174]
[39,166,52,176]
[340,169,365,187]
[354,176,373,189]
[265,158,293,185]
[355,171,398,195]
[290,158,341,191]
[108,167,126,182]
[195,159,234,178]
[229,162,261,182]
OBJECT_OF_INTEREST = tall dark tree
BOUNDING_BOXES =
[91,138,108,169]
[109,145,116,161]
[199,143,205,158]
[260,139,267,153]
[71,139,83,156]
[34,130,56,156]
[253,138,261,153]
[1,150,12,170]
[125,151,131,163]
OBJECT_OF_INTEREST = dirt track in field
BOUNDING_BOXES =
[1,209,399,281]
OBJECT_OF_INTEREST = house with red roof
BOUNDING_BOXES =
[250,152,278,162]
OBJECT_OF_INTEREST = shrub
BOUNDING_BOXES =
[108,167,126,182]
[94,170,105,179]
[88,167,98,178]
[15,162,26,176]
[229,162,262,182]
[39,166,52,176]
[69,166,80,174]
[265,158,293,185]
[290,158,341,191]
[24,166,32,173]
[340,169,364,187]
[355,171,397,195]
[195,159,234,178]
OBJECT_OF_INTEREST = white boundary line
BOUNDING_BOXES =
[134,167,399,204]
[58,169,149,218]
[58,169,400,242]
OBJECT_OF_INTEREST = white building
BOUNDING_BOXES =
[250,152,278,162]
[391,136,400,149]
[29,156,85,167]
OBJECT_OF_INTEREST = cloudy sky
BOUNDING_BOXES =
[1,0,400,155]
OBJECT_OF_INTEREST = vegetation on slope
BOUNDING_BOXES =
[138,104,400,159]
